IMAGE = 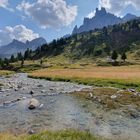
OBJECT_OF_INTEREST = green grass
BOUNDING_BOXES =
[28,75,140,91]
[0,130,103,140]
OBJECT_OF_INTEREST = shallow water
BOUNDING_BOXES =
[0,73,140,140]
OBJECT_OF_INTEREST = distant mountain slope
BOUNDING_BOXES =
[0,37,46,58]
[72,7,137,35]
[28,18,140,60]
[123,13,137,22]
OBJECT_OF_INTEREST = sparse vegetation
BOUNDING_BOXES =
[0,130,103,140]
[72,87,140,110]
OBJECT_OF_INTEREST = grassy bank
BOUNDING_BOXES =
[0,130,102,140]
[72,87,140,110]
[29,65,140,91]
[0,70,14,76]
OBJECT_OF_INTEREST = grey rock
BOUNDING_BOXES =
[128,88,136,93]
[28,98,40,110]
[111,95,117,99]
[28,129,35,135]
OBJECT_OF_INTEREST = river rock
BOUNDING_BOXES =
[41,90,45,93]
[17,85,22,89]
[28,129,35,134]
[15,88,18,91]
[0,89,5,92]
[37,84,43,88]
[89,93,93,98]
[133,92,140,97]
[30,90,34,96]
[28,98,40,110]
[111,95,117,99]
[128,88,136,93]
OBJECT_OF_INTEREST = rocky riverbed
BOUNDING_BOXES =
[0,73,140,140]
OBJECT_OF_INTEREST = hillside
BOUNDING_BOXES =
[19,18,140,61]
[72,7,137,35]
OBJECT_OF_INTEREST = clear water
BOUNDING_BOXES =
[0,73,140,140]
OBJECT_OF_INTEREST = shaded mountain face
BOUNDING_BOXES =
[123,13,137,22]
[72,7,137,34]
[0,37,46,58]
[30,18,140,60]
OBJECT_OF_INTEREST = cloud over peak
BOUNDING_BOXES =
[17,0,78,29]
[99,0,140,16]
[0,25,39,46]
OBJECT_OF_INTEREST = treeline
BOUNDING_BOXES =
[12,18,140,61]
[0,38,68,68]
[0,18,139,68]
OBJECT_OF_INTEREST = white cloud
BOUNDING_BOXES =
[99,0,140,16]
[87,10,96,18]
[17,0,78,29]
[0,25,39,46]
[0,0,14,12]
[0,0,8,8]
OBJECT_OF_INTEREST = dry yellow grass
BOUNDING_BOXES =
[0,70,14,76]
[30,65,140,81]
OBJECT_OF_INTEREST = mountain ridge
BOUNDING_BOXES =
[72,7,138,35]
[0,37,46,58]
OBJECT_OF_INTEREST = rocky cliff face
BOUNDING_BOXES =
[72,7,137,35]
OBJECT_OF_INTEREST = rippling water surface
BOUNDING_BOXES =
[0,73,140,140]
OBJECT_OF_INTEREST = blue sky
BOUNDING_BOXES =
[0,0,140,45]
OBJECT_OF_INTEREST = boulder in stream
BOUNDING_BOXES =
[28,98,40,110]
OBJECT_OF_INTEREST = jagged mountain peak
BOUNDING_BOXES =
[95,7,107,17]
[12,39,24,44]
[72,7,137,35]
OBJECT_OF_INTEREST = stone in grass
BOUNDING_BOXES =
[111,95,117,99]
[28,129,35,135]
[89,93,93,98]
[133,92,140,97]
[128,88,136,93]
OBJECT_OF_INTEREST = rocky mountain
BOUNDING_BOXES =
[29,18,140,60]
[122,13,137,22]
[0,37,46,58]
[63,34,71,39]
[72,7,137,34]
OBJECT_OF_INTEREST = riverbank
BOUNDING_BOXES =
[0,73,140,140]
[0,70,14,76]
[29,65,140,91]
[72,87,140,111]
[0,130,102,140]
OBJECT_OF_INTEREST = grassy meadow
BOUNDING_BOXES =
[29,64,140,90]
